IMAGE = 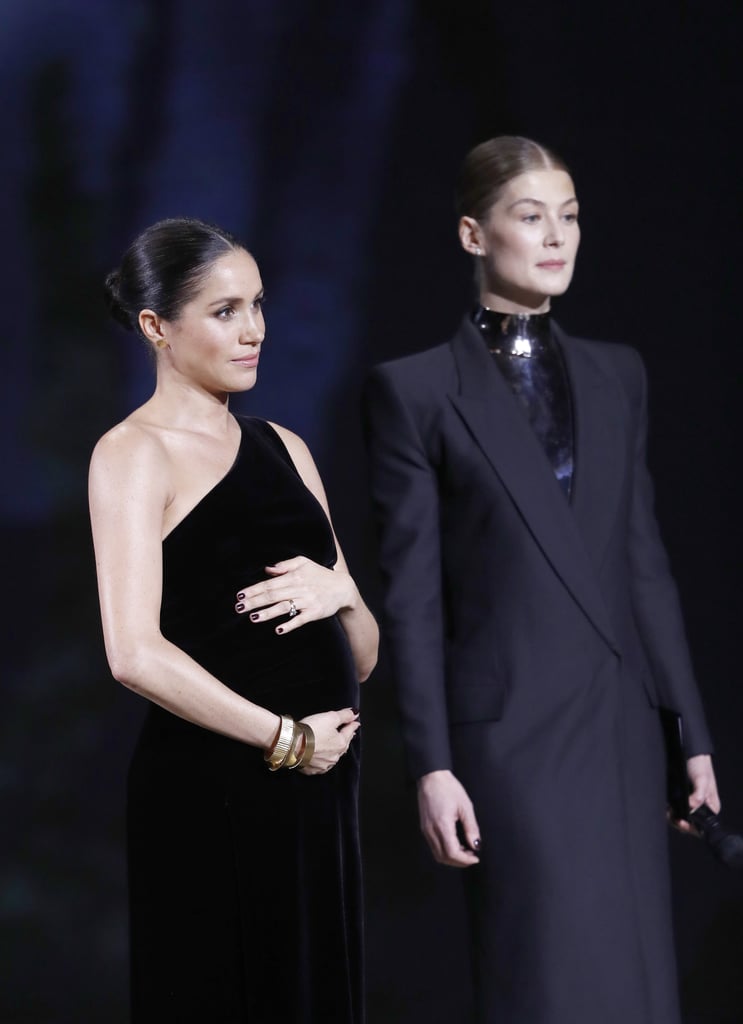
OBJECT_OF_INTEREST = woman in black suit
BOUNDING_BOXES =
[364,136,718,1023]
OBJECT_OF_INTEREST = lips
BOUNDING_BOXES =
[231,354,260,367]
[537,260,567,270]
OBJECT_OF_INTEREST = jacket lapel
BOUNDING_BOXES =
[555,324,626,571]
[447,318,621,654]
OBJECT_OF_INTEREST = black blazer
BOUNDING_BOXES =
[363,316,712,780]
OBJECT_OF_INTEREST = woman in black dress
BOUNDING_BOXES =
[89,217,378,1023]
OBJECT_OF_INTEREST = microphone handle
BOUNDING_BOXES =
[689,803,721,834]
[689,804,743,869]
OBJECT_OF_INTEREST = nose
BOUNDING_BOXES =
[544,214,565,247]
[239,310,264,345]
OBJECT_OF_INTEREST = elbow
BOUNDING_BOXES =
[357,634,380,683]
[106,642,154,694]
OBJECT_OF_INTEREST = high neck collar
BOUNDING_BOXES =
[472,305,552,358]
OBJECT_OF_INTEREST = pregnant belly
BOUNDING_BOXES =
[168,612,358,711]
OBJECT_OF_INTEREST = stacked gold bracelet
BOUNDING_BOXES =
[264,715,295,770]
[264,716,316,772]
[288,723,315,771]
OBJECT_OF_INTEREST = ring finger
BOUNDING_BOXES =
[247,598,300,623]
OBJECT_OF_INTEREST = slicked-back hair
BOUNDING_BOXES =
[104,217,244,336]
[455,136,570,223]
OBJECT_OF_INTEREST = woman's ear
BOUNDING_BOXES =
[138,309,169,350]
[458,216,484,257]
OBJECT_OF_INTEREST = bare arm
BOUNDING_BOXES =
[88,423,357,770]
[89,424,282,746]
[235,424,379,683]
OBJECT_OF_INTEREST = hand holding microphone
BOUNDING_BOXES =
[688,804,743,870]
[660,709,743,871]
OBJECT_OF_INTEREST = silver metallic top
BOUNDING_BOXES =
[473,305,575,499]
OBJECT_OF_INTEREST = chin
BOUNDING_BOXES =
[221,376,256,395]
[546,271,574,294]
[547,284,571,298]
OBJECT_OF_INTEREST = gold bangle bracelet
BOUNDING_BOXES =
[264,714,295,771]
[283,722,305,770]
[294,723,315,770]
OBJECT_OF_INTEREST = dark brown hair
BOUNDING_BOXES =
[455,136,570,223]
[104,217,243,336]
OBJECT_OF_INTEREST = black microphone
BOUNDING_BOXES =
[689,804,743,871]
[659,709,743,870]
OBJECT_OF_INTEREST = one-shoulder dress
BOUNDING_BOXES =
[126,416,362,1023]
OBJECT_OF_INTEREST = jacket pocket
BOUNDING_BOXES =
[446,680,506,725]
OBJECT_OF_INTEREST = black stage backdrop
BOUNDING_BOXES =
[1,2,741,1022]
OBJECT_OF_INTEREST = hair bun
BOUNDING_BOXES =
[103,218,242,339]
[103,269,134,331]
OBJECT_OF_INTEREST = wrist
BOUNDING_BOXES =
[417,769,454,791]
[259,711,283,753]
[338,573,359,614]
[261,714,316,771]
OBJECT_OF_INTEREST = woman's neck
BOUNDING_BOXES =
[479,287,551,316]
[140,375,233,434]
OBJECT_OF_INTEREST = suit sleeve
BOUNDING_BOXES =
[362,366,453,779]
[625,348,713,756]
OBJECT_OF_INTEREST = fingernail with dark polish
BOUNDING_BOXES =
[236,603,244,612]
[250,613,259,621]
[236,592,244,600]
[276,627,284,634]
[351,707,359,715]
[472,838,481,850]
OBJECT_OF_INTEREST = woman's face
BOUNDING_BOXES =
[147,248,265,395]
[460,168,580,314]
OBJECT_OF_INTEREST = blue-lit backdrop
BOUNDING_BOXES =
[2,2,741,1021]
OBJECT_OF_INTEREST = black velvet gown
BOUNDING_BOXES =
[126,416,362,1023]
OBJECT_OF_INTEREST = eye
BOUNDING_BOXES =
[562,212,579,224]
[251,294,265,312]
[216,305,236,320]
[521,213,540,224]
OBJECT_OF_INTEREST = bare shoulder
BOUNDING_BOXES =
[267,421,314,468]
[267,421,326,500]
[89,417,171,493]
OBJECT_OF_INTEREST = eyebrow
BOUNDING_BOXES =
[207,289,264,309]
[508,197,579,210]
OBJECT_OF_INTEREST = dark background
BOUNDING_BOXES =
[2,2,741,1021]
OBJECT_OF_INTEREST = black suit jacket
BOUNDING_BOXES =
[364,316,712,781]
